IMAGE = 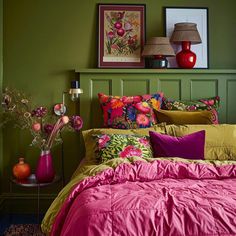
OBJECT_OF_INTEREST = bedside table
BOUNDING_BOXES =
[10,174,61,223]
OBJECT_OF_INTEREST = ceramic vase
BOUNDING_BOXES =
[35,150,55,183]
[176,41,196,69]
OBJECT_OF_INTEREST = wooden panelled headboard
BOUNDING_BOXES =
[76,69,236,131]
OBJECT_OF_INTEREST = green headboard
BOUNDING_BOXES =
[77,69,236,130]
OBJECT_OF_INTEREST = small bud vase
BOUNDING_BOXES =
[35,150,55,183]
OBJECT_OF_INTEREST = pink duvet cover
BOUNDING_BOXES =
[51,159,236,236]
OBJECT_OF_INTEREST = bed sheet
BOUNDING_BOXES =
[41,157,236,236]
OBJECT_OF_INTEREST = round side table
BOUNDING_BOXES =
[10,174,61,223]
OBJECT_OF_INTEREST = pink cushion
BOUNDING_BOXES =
[149,130,205,160]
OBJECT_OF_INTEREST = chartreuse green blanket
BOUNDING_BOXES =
[41,157,236,235]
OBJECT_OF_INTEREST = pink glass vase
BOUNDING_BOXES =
[35,150,55,183]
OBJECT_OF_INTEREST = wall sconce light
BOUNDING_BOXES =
[54,80,83,116]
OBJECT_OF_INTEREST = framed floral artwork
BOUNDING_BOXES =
[98,4,146,68]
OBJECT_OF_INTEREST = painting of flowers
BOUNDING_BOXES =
[98,4,145,68]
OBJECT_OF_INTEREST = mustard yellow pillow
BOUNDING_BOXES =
[155,109,214,125]
[82,124,166,162]
[165,124,236,160]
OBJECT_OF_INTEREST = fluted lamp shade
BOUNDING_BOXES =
[142,37,175,57]
[170,22,202,69]
[170,22,202,44]
[142,37,175,68]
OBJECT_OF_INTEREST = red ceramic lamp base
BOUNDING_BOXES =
[176,41,196,69]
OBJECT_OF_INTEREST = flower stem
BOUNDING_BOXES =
[46,118,61,149]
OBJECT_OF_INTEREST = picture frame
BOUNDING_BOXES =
[164,7,209,68]
[98,4,146,68]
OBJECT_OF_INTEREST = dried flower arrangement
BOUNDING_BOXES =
[1,88,83,151]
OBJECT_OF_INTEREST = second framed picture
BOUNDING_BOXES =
[98,4,146,68]
[164,7,209,68]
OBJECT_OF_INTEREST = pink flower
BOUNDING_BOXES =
[31,107,47,117]
[158,92,164,98]
[121,96,133,104]
[188,105,197,111]
[119,145,142,158]
[133,96,142,103]
[32,123,41,132]
[139,137,149,146]
[44,124,54,134]
[98,135,110,149]
[107,31,115,39]
[114,22,122,29]
[61,116,69,124]
[142,94,152,100]
[203,99,215,106]
[136,114,150,126]
[208,100,215,106]
[111,107,123,120]
[111,44,119,49]
[70,116,83,132]
[135,102,151,113]
[124,22,132,30]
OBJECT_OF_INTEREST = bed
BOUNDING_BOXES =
[41,70,236,235]
[42,125,236,236]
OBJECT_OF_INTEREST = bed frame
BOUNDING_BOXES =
[77,68,236,131]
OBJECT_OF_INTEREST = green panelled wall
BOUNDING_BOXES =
[1,0,236,212]
[77,69,236,160]
[78,69,236,129]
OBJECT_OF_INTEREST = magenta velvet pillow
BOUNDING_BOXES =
[149,130,205,160]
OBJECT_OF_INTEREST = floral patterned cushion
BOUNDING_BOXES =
[98,92,164,129]
[95,134,152,162]
[162,96,220,124]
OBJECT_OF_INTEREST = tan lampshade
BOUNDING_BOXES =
[142,37,175,57]
[170,22,202,44]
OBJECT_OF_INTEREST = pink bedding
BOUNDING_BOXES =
[51,159,236,236]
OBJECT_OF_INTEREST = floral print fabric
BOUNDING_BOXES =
[95,134,152,162]
[98,92,163,129]
[162,96,220,124]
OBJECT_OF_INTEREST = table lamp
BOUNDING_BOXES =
[142,37,175,68]
[170,22,202,69]
[54,80,83,116]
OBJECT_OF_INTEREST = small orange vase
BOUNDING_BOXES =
[12,158,31,180]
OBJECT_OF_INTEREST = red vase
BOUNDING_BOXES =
[176,41,196,69]
[35,150,55,183]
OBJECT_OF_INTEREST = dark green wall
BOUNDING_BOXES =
[2,0,236,194]
[0,0,3,195]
